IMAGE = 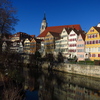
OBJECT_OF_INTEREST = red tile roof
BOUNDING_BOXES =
[49,32,60,37]
[12,32,29,37]
[30,35,35,38]
[37,24,82,37]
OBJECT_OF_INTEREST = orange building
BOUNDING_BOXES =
[44,32,60,53]
[30,38,42,54]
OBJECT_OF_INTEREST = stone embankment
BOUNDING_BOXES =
[42,62,100,78]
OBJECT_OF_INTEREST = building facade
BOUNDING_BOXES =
[44,32,60,53]
[85,24,100,61]
[68,29,79,58]
[24,38,31,54]
[55,28,71,57]
[76,33,85,61]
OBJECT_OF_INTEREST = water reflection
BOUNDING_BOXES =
[23,68,100,100]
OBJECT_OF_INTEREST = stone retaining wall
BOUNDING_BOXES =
[42,63,100,78]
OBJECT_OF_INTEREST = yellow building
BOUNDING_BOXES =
[85,23,100,61]
[44,32,60,53]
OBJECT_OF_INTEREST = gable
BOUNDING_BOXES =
[46,32,53,37]
[31,38,36,42]
[61,28,68,36]
[87,27,98,35]
[69,30,76,35]
[77,34,83,42]
[24,38,30,43]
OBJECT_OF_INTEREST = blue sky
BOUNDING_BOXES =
[12,0,100,36]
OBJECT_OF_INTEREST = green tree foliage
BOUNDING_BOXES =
[0,0,19,36]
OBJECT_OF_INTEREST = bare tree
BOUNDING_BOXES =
[0,0,19,36]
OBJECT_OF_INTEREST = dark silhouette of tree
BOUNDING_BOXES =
[34,51,41,59]
[46,53,55,70]
[0,0,19,36]
[57,52,64,63]
[35,51,41,67]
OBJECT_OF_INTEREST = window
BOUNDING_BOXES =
[89,48,91,52]
[92,54,96,57]
[80,55,84,58]
[79,39,82,41]
[98,54,100,57]
[88,35,90,38]
[96,40,98,44]
[98,47,100,52]
[87,41,89,44]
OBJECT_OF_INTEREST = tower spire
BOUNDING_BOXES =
[40,13,48,34]
[43,13,46,20]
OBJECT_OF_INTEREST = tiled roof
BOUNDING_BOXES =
[12,32,30,37]
[37,24,82,37]
[49,32,60,37]
[80,33,86,41]
[93,26,100,33]
[64,28,73,34]
[30,35,35,38]
[73,29,85,35]
[31,38,42,43]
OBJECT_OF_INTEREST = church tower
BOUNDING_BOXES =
[40,13,48,34]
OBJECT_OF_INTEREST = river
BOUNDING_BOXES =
[23,68,100,100]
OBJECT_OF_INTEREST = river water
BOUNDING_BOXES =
[23,68,100,100]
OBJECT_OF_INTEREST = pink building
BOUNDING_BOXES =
[76,33,86,61]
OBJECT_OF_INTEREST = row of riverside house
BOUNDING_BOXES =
[37,15,100,61]
[2,32,42,54]
[38,23,100,61]
[2,14,100,61]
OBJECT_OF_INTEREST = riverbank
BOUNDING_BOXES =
[42,62,100,78]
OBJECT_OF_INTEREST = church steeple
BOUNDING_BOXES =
[40,13,48,34]
[43,13,46,20]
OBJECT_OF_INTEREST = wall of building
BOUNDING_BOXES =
[44,32,55,53]
[76,34,85,61]
[85,27,100,61]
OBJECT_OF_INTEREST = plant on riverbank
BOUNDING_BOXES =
[57,52,64,63]
[2,83,24,100]
[0,72,24,100]
[29,51,42,68]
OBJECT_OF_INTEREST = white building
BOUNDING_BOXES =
[68,29,77,58]
[55,28,71,57]
[68,29,85,58]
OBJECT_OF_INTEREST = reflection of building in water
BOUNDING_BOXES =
[38,70,100,100]
[23,67,36,91]
[22,68,100,100]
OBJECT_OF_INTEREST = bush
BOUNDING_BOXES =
[94,60,100,65]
